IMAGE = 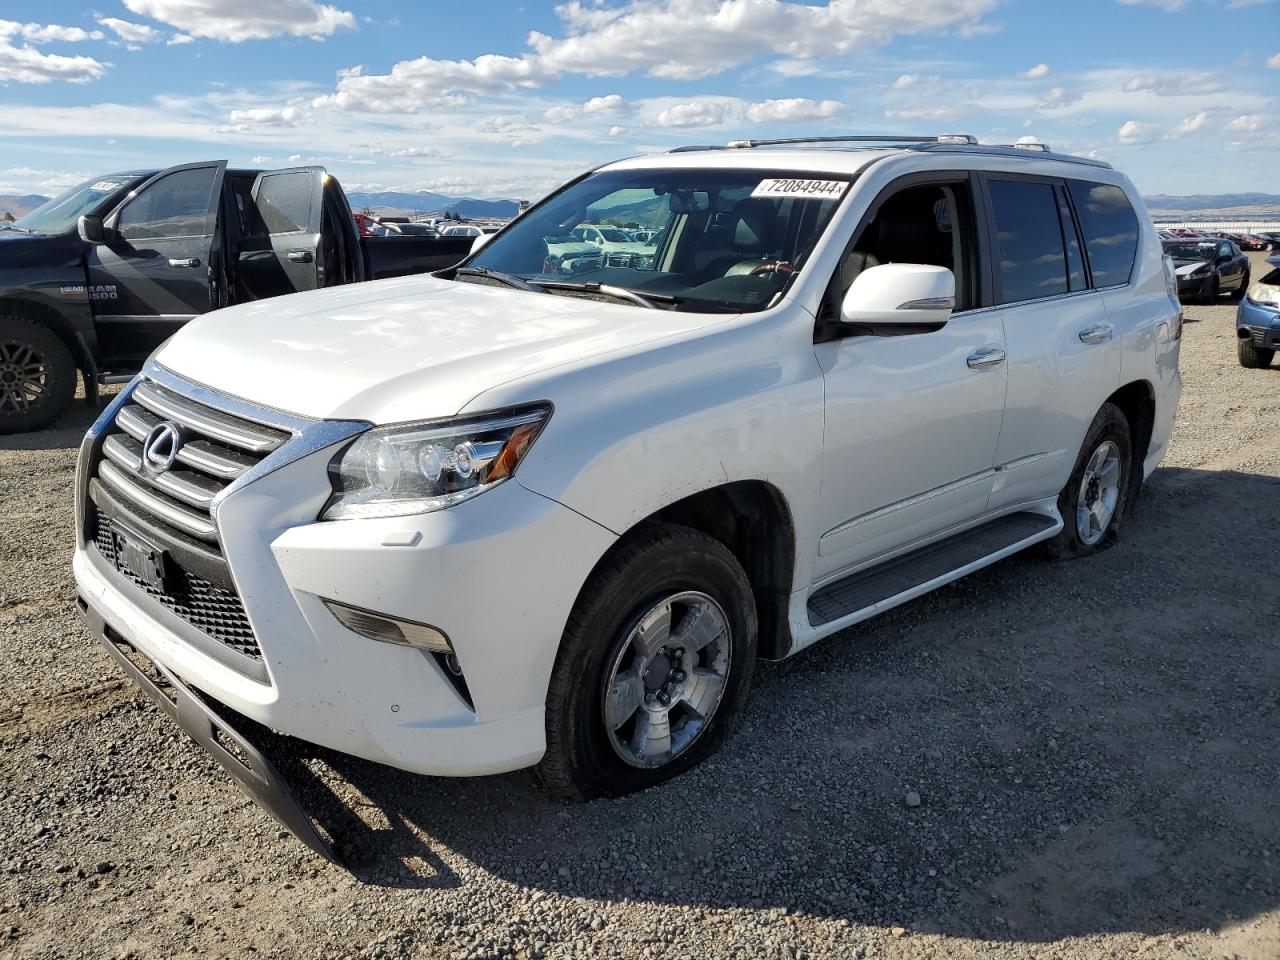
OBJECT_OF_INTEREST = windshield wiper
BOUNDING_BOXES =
[530,280,677,310]
[452,266,543,293]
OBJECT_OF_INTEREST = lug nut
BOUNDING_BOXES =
[658,692,670,705]
[673,671,686,682]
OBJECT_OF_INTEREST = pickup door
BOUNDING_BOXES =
[235,166,326,300]
[84,161,227,346]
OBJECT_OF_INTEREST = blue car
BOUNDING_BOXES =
[1237,252,1280,368]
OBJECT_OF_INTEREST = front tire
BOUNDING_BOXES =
[1045,403,1132,561]
[1228,271,1249,302]
[1238,339,1274,369]
[535,523,757,802]
[1201,275,1219,303]
[0,315,77,434]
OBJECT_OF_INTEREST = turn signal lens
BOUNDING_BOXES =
[322,599,452,653]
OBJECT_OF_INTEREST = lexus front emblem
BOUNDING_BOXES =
[141,421,183,475]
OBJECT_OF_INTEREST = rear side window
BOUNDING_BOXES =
[1067,181,1139,288]
[987,179,1068,304]
[249,173,315,235]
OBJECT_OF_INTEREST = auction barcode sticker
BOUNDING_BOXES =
[750,178,849,200]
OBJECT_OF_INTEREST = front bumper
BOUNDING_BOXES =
[1176,274,1213,299]
[74,381,617,778]
[1237,296,1280,349]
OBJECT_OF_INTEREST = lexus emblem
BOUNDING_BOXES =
[141,421,183,475]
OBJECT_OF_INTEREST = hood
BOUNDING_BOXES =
[600,241,654,254]
[156,274,729,424]
[0,230,77,270]
[1172,259,1213,277]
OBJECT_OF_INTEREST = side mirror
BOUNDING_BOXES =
[470,233,493,254]
[840,263,955,330]
[78,214,110,246]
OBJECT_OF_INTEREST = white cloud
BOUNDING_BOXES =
[314,0,998,111]
[1023,63,1049,79]
[0,20,103,43]
[608,125,627,136]
[168,33,194,45]
[1122,70,1221,96]
[543,93,630,123]
[653,100,733,128]
[744,97,843,123]
[1225,114,1263,132]
[97,17,163,44]
[122,0,355,42]
[1268,52,1280,69]
[583,94,628,115]
[1117,0,1191,9]
[1035,86,1078,109]
[1117,119,1158,144]
[886,103,976,121]
[0,25,107,84]
[1165,110,1208,138]
[227,105,306,126]
[250,155,272,164]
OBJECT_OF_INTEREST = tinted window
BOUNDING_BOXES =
[1067,181,1138,288]
[249,172,314,235]
[988,179,1068,304]
[117,167,218,241]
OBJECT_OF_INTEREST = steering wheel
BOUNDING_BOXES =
[749,260,795,277]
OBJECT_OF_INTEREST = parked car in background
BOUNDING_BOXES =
[1255,232,1280,249]
[441,224,500,238]
[73,134,1182,859]
[0,163,473,432]
[1163,238,1249,303]
[542,234,603,273]
[1236,253,1280,368]
[388,222,439,237]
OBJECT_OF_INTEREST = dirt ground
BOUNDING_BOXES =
[1,252,1277,960]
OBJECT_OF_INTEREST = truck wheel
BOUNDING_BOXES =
[535,523,757,801]
[1238,339,1274,369]
[1044,402,1132,561]
[0,315,77,434]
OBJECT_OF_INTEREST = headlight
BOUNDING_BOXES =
[322,404,551,520]
[1246,282,1280,308]
[1189,263,1212,277]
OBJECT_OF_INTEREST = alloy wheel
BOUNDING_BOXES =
[602,591,731,769]
[1076,440,1121,546]
[0,339,50,413]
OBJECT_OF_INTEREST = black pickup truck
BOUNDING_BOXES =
[0,161,474,432]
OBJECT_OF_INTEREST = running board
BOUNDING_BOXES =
[807,511,1059,627]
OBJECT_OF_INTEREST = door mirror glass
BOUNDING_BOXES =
[840,263,955,328]
[77,214,110,246]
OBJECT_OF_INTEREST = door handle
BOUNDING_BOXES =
[167,257,201,268]
[287,250,314,263]
[1078,323,1114,345]
[966,345,1006,369]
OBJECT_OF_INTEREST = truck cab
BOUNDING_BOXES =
[0,162,473,433]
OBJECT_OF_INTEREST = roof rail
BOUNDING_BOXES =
[718,133,978,150]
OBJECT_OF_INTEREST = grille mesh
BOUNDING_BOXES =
[93,512,262,660]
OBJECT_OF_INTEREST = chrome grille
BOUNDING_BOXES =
[95,380,290,549]
[84,376,293,666]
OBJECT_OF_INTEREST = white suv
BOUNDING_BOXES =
[73,134,1182,859]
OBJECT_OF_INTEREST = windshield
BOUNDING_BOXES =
[11,174,141,235]
[1164,241,1217,260]
[468,167,851,312]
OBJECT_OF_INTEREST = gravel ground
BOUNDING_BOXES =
[2,253,1278,960]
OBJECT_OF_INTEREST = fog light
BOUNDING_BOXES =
[323,599,452,653]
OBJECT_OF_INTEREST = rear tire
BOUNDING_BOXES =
[535,523,757,802]
[0,314,77,434]
[1044,403,1132,561]
[1238,339,1274,369]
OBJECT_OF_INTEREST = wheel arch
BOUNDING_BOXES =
[1105,379,1156,504]
[0,296,98,404]
[583,480,798,661]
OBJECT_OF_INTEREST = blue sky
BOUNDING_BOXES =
[1,0,1276,201]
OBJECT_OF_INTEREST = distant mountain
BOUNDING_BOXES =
[1144,193,1280,218]
[0,194,50,219]
[344,190,519,219]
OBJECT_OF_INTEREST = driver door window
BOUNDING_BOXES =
[117,167,219,241]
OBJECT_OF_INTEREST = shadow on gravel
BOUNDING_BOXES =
[237,465,1280,943]
[0,398,104,452]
